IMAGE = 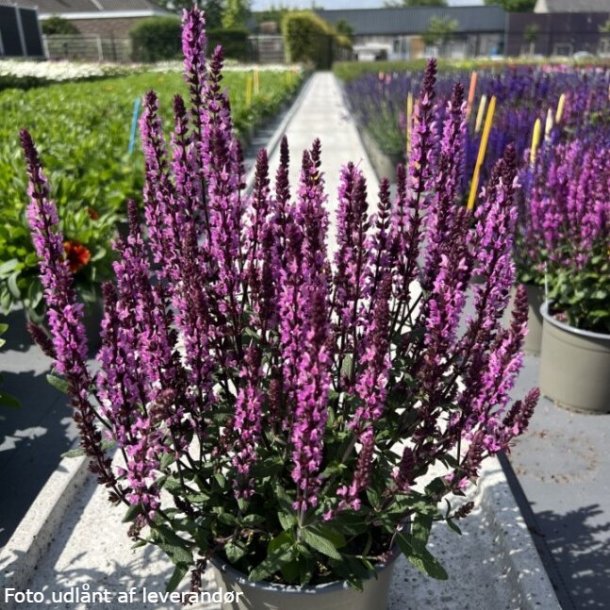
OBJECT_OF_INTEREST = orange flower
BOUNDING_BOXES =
[63,240,91,273]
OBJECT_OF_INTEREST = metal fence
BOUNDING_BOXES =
[43,35,132,63]
[42,33,352,65]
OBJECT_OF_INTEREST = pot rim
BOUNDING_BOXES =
[209,546,399,595]
[540,301,610,341]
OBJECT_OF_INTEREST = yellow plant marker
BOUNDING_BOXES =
[474,94,487,133]
[467,95,496,211]
[245,74,253,107]
[253,68,260,95]
[405,91,413,158]
[530,118,542,165]
[555,93,566,124]
[467,71,477,118]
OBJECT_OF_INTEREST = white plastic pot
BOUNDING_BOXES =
[207,552,398,610]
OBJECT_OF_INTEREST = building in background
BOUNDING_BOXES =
[507,10,610,56]
[12,0,169,61]
[15,0,168,39]
[534,0,610,13]
[0,3,44,58]
[316,6,507,60]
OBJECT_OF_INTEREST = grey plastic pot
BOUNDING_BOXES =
[207,552,398,610]
[539,302,610,414]
[503,284,544,355]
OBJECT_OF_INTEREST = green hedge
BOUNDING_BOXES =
[333,57,610,82]
[208,28,250,61]
[129,17,182,63]
[282,12,349,69]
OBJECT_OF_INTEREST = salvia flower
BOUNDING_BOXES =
[23,7,537,592]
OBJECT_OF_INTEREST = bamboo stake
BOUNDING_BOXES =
[530,118,542,166]
[555,93,566,124]
[474,94,488,133]
[405,91,413,158]
[467,95,496,211]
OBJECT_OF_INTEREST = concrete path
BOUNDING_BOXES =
[507,355,610,610]
[265,72,379,250]
[0,73,557,610]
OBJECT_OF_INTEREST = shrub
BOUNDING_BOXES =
[130,17,182,63]
[207,28,250,60]
[42,16,80,36]
[282,11,346,69]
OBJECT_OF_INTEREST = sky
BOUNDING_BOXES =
[251,0,483,10]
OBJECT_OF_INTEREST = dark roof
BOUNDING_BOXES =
[14,0,167,14]
[316,6,506,36]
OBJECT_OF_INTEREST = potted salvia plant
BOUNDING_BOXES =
[22,8,538,610]
[513,151,555,356]
[527,138,610,413]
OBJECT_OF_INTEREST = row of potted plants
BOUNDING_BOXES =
[516,136,610,414]
[341,63,610,416]
[20,8,540,609]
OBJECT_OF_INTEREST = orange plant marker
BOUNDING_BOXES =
[467,71,478,118]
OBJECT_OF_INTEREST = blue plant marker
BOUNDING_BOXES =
[128,97,142,155]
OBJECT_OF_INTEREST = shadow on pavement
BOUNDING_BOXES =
[0,367,76,547]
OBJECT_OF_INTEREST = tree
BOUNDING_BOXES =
[422,16,457,55]
[484,0,536,12]
[42,16,80,35]
[384,0,447,7]
[204,0,225,29]
[335,19,354,41]
[521,23,539,54]
[154,0,223,28]
[222,0,250,29]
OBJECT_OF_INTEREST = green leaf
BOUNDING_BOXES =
[300,527,342,560]
[446,519,462,536]
[0,259,21,277]
[278,511,297,531]
[412,513,433,550]
[123,503,144,523]
[47,373,69,394]
[249,531,294,582]
[396,532,448,580]
[269,530,293,554]
[7,271,21,299]
[166,563,188,593]
[0,392,20,408]
[154,525,192,566]
[225,541,247,564]
[279,558,300,584]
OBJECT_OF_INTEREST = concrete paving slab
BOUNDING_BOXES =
[0,310,78,548]
[508,355,610,610]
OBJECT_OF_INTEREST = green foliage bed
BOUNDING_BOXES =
[0,68,302,316]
